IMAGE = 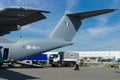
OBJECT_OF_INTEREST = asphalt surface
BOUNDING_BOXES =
[0,67,120,80]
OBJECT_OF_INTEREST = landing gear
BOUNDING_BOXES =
[8,62,14,67]
[0,63,3,68]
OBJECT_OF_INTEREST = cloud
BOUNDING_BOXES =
[86,0,120,37]
[69,7,120,51]
[72,26,120,51]
[15,0,41,8]
[15,0,55,10]
[87,27,111,36]
[66,0,78,10]
[85,8,118,36]
[21,25,30,30]
[87,19,120,37]
[0,1,4,9]
[20,25,51,37]
[97,16,108,25]
[110,0,120,8]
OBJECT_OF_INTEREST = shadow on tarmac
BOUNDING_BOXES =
[114,71,120,73]
[0,68,40,80]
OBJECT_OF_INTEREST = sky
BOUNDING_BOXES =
[0,0,120,51]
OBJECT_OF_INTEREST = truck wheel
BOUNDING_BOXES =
[8,64,14,67]
[51,64,55,67]
[57,63,62,67]
[69,63,74,67]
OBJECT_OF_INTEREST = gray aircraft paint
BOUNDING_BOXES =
[49,13,82,41]
[0,38,72,60]
[0,8,116,62]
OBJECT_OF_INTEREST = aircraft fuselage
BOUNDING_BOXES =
[0,38,72,61]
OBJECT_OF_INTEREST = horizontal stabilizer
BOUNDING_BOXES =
[67,9,117,19]
[50,9,116,41]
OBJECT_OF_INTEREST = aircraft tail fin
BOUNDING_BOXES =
[49,9,116,41]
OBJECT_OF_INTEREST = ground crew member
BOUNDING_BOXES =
[74,59,80,70]
[80,59,84,67]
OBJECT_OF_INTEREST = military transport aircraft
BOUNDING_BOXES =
[0,7,116,67]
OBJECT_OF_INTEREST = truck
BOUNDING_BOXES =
[49,52,79,67]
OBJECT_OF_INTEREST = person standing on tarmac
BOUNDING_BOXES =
[74,59,80,70]
[80,59,84,67]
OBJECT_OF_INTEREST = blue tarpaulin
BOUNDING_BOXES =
[25,54,47,61]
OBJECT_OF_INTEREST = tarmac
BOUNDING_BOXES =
[0,67,120,80]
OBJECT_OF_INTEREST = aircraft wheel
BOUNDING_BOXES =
[69,63,74,67]
[0,63,3,68]
[8,63,14,67]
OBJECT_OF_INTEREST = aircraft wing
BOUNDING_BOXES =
[0,7,50,36]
